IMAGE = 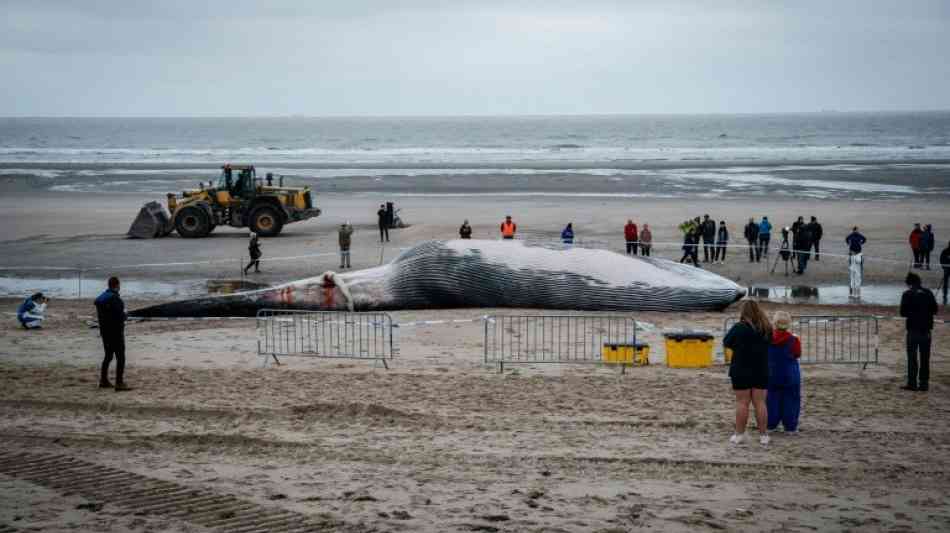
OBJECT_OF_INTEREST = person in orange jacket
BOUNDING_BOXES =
[500,216,517,240]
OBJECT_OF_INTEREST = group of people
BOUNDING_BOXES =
[743,217,773,263]
[623,220,653,256]
[724,272,939,445]
[680,215,729,267]
[909,223,937,269]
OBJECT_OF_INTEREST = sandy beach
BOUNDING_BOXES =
[0,187,949,531]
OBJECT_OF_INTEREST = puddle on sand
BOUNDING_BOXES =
[748,285,911,306]
[0,277,270,299]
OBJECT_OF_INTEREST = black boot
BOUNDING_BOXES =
[99,379,113,389]
[114,382,132,392]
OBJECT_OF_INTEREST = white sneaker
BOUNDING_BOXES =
[729,433,744,445]
[759,434,770,446]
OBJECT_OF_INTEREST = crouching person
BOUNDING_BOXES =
[17,292,48,329]
[767,311,801,433]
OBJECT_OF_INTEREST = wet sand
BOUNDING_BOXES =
[1,190,948,291]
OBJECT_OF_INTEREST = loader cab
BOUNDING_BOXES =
[217,165,257,200]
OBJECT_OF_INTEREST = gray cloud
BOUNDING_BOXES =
[1,0,948,115]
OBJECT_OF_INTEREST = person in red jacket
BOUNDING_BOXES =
[909,223,924,268]
[624,220,639,255]
[767,311,802,432]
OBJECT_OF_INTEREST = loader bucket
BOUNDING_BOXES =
[127,201,173,239]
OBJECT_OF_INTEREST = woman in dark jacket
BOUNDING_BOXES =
[723,299,772,446]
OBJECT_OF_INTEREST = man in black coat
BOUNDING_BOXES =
[744,218,760,262]
[94,277,131,391]
[794,222,812,274]
[940,240,950,305]
[377,204,389,243]
[807,216,823,261]
[899,273,938,392]
[701,214,716,262]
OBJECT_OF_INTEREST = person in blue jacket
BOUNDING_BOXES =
[95,277,131,391]
[846,226,867,255]
[758,217,773,259]
[16,292,47,329]
[767,311,802,432]
[561,223,575,245]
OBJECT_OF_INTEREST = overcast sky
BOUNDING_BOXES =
[2,0,949,116]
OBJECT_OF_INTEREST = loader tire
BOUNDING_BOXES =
[175,206,212,238]
[249,205,284,237]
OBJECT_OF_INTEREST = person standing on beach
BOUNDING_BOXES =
[639,224,652,257]
[899,272,937,392]
[715,220,729,263]
[767,311,802,433]
[921,224,935,270]
[500,215,517,240]
[794,222,812,275]
[846,226,866,255]
[744,218,760,262]
[723,300,772,446]
[561,223,574,245]
[702,214,716,263]
[95,277,130,392]
[910,223,923,269]
[338,222,353,269]
[624,220,638,255]
[808,216,823,261]
[244,234,261,275]
[940,240,950,305]
[377,204,389,243]
[758,217,772,259]
[459,220,472,239]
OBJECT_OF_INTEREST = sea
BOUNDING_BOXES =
[2,113,950,199]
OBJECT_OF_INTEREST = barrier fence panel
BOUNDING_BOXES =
[724,315,879,367]
[484,314,638,372]
[257,309,394,367]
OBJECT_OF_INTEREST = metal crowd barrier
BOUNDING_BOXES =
[723,315,879,368]
[484,314,638,372]
[256,309,395,368]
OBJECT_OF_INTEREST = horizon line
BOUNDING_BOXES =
[2,109,950,119]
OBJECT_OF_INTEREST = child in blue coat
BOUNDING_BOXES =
[767,311,802,432]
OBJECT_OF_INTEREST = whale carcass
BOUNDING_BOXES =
[131,239,746,317]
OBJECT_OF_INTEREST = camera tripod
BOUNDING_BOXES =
[770,240,794,276]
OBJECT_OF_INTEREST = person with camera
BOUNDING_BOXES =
[16,292,48,329]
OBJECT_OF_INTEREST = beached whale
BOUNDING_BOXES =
[131,239,745,317]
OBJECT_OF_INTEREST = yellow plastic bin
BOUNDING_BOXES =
[663,332,714,368]
[602,343,650,366]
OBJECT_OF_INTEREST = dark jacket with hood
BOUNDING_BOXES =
[95,289,126,339]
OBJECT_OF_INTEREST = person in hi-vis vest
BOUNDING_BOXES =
[500,216,517,240]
